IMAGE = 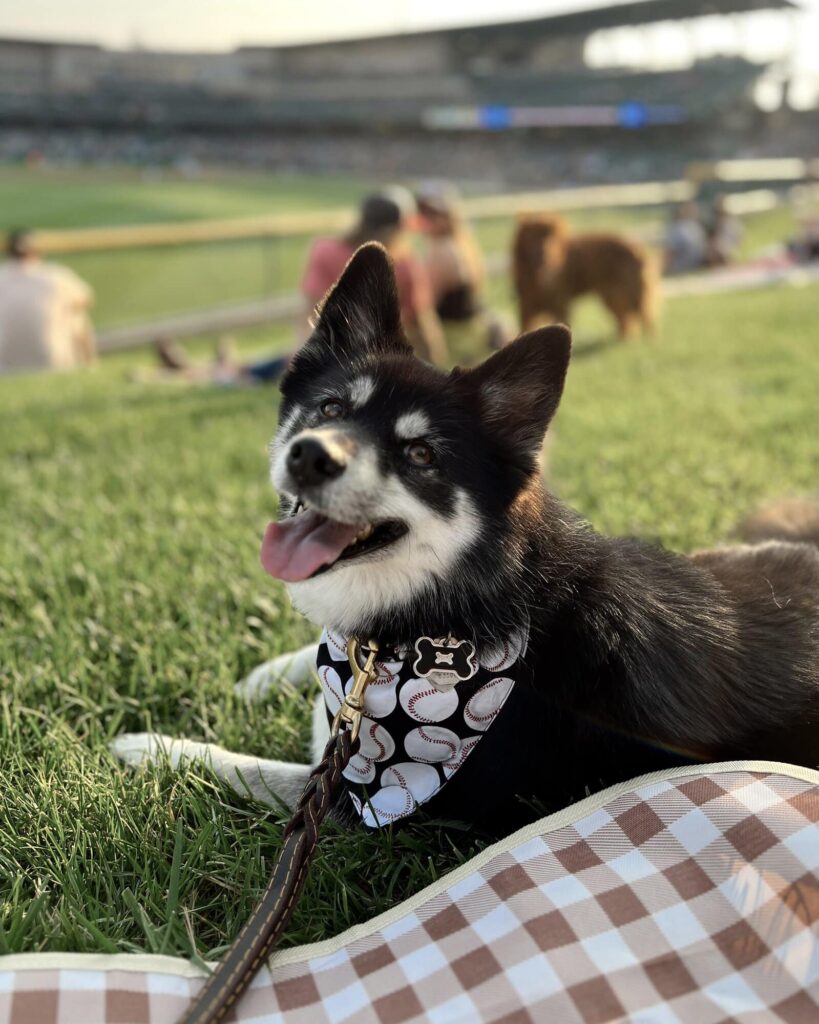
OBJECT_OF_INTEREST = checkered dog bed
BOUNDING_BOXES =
[2,761,817,1023]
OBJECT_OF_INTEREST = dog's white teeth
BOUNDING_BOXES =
[356,524,374,542]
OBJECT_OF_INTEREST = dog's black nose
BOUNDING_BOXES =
[287,437,345,488]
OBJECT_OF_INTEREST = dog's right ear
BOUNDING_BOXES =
[464,324,571,460]
[290,244,412,377]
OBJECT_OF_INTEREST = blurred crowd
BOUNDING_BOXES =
[5,126,816,190]
[663,197,743,275]
[7,124,818,192]
[3,184,510,378]
[0,129,678,188]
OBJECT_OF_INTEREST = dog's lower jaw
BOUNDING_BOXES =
[286,544,435,635]
[287,489,482,635]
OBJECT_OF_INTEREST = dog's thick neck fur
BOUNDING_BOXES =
[339,484,576,648]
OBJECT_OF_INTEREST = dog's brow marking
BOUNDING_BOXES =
[349,376,375,408]
[395,411,431,440]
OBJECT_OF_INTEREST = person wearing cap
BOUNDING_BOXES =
[0,229,96,374]
[301,188,449,366]
[416,185,510,352]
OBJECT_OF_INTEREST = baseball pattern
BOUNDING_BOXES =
[318,665,346,717]
[442,735,481,779]
[464,676,515,732]
[324,628,350,663]
[357,718,396,762]
[404,726,461,763]
[479,629,527,672]
[343,754,376,785]
[399,678,459,723]
[358,784,415,828]
[359,658,402,719]
[317,627,527,828]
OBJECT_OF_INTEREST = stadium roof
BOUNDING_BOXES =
[1,0,798,58]
[262,0,797,52]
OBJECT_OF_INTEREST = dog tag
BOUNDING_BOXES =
[413,636,477,691]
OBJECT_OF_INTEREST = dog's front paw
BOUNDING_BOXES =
[235,644,319,702]
[235,657,290,701]
[235,664,274,701]
[109,732,183,768]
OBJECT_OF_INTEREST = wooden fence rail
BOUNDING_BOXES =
[31,179,694,256]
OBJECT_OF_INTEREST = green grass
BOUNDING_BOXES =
[0,167,371,229]
[2,276,817,959]
[1,167,817,960]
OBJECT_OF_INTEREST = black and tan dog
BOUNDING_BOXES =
[114,244,819,837]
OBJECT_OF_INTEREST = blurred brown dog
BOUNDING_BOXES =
[512,213,660,338]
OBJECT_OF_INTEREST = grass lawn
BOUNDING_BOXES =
[1,266,817,959]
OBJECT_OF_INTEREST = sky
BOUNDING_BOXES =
[0,0,817,57]
[0,0,688,50]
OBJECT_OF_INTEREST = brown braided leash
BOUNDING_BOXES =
[179,639,379,1024]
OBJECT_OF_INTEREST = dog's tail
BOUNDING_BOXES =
[639,250,662,336]
[738,497,819,548]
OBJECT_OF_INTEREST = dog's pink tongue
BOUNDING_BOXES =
[260,512,360,582]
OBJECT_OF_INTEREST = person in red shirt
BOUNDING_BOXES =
[301,188,448,366]
[149,189,449,385]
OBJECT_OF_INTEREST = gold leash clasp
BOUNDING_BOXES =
[331,638,379,742]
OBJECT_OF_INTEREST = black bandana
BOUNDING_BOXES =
[317,626,528,827]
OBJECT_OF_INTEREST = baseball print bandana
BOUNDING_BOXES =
[317,626,528,828]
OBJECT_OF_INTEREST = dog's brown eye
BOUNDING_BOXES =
[405,442,434,466]
[320,399,344,419]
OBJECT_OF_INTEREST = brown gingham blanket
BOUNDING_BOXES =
[2,761,817,1024]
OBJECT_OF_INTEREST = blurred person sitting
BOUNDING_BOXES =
[149,335,289,386]
[0,229,95,374]
[416,184,510,351]
[301,188,448,366]
[787,215,819,263]
[705,196,743,267]
[663,202,706,275]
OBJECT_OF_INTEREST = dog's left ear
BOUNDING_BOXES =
[304,243,411,363]
[465,325,571,457]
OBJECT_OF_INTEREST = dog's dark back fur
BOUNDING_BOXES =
[287,245,819,836]
[433,504,819,834]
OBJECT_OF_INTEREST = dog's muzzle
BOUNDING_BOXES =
[287,437,345,489]
[284,429,356,491]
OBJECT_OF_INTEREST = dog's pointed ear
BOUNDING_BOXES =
[298,244,411,369]
[465,324,571,458]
